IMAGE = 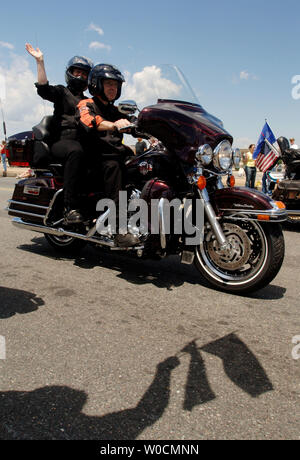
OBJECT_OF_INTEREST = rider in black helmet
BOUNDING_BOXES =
[65,56,94,93]
[77,63,139,247]
[26,43,93,223]
[88,63,124,101]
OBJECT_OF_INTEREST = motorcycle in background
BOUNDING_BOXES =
[271,137,300,223]
[7,66,287,295]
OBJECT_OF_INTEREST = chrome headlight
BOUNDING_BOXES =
[195,144,213,165]
[213,140,233,171]
[233,148,242,168]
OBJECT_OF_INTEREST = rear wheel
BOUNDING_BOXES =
[194,220,285,294]
[44,233,86,254]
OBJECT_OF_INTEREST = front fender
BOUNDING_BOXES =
[212,186,287,222]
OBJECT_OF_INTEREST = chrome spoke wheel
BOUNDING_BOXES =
[196,220,268,285]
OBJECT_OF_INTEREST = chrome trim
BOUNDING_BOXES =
[11,218,144,250]
[8,199,48,210]
[220,208,289,217]
[8,209,45,219]
[286,210,300,217]
[219,207,287,215]
[213,140,233,171]
[158,198,167,249]
[196,144,213,165]
[43,188,63,225]
[198,189,228,249]
[217,177,224,189]
[219,208,287,221]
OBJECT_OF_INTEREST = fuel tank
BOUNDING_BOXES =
[140,179,175,203]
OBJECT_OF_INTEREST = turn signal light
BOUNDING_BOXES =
[275,201,286,209]
[257,214,270,221]
[197,176,207,190]
[228,175,235,187]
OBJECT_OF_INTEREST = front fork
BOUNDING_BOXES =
[197,186,230,251]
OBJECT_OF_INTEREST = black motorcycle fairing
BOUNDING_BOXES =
[137,100,233,165]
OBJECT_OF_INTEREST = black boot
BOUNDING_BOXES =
[114,233,140,247]
[64,208,84,224]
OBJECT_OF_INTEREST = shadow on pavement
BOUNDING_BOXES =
[0,356,180,440]
[200,333,273,398]
[17,236,286,298]
[0,333,273,440]
[0,286,45,319]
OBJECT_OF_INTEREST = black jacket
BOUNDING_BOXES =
[76,96,132,158]
[35,82,86,142]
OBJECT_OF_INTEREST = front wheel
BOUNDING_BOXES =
[194,220,285,294]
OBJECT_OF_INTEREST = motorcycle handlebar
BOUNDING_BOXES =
[117,123,137,133]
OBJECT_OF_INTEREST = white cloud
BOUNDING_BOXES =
[89,41,111,52]
[0,54,53,136]
[240,70,259,81]
[0,41,14,50]
[240,70,250,80]
[87,22,104,36]
[122,65,182,107]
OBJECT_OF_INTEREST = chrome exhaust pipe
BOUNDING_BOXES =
[11,217,116,247]
[11,217,145,250]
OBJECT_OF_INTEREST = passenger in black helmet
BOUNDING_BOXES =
[76,63,139,247]
[26,43,93,224]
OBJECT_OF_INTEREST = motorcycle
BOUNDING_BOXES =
[266,166,285,196]
[7,66,287,294]
[271,137,300,223]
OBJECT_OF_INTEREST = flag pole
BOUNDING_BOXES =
[263,118,281,156]
[0,98,7,142]
[265,137,281,157]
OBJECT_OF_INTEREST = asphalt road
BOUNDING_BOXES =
[0,177,299,440]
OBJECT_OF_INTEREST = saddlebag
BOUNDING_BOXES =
[7,178,56,223]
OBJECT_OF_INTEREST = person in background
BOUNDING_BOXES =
[1,140,9,177]
[25,43,93,223]
[289,138,298,150]
[262,171,270,195]
[135,137,147,155]
[149,137,159,149]
[244,144,257,188]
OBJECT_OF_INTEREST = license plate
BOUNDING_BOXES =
[24,185,40,196]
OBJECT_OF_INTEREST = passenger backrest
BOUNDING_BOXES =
[32,116,54,142]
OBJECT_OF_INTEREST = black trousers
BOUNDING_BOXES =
[101,159,124,206]
[51,139,86,209]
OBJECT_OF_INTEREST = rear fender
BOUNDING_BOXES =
[212,186,287,222]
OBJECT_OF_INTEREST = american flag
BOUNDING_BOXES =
[253,122,280,172]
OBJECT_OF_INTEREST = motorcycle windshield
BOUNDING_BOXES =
[123,65,232,164]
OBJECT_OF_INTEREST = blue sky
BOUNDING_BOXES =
[1,0,300,147]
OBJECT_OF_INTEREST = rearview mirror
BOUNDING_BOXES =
[118,100,138,115]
